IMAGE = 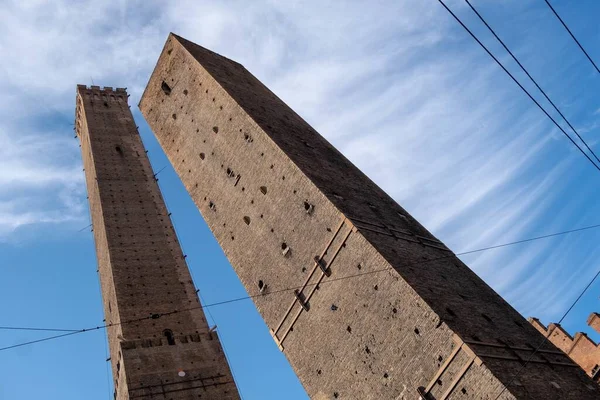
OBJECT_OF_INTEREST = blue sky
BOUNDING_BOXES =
[0,0,599,399]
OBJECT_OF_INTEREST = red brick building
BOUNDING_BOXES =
[530,313,600,382]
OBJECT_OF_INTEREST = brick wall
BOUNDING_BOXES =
[75,85,239,399]
[138,33,599,399]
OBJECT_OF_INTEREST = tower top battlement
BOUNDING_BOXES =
[530,313,600,382]
[76,78,239,399]
[76,84,127,93]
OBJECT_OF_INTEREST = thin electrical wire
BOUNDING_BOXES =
[0,330,84,352]
[436,0,600,172]
[458,222,600,255]
[0,326,80,333]
[544,0,600,74]
[153,165,168,178]
[76,223,93,233]
[2,219,600,348]
[465,0,600,165]
[435,1,600,391]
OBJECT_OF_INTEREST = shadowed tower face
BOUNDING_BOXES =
[75,85,239,400]
[139,34,599,400]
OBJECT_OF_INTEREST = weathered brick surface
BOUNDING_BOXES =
[138,33,600,399]
[530,314,600,382]
[75,84,240,400]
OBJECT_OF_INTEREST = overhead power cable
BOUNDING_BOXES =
[1,330,84,352]
[76,223,93,233]
[436,0,600,173]
[0,325,80,333]
[2,220,600,348]
[544,0,600,74]
[435,0,600,390]
[465,0,600,166]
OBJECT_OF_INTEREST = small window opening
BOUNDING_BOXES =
[161,81,172,95]
[163,329,175,346]
[199,153,205,160]
[243,216,251,225]
[209,201,216,211]
[104,101,109,107]
[481,313,493,324]
[260,186,267,195]
[172,113,177,120]
[258,280,266,293]
[244,134,253,143]
[212,126,219,134]
[461,388,467,394]
[414,328,420,335]
[227,168,235,178]
[183,89,188,95]
[446,307,456,317]
[115,146,123,155]
[304,201,314,214]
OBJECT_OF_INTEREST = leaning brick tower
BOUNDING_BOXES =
[138,33,600,399]
[75,84,240,400]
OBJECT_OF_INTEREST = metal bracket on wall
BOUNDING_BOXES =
[418,335,482,400]
[463,338,579,367]
[270,217,355,351]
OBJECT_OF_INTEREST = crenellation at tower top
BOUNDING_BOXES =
[76,82,240,400]
[530,313,600,382]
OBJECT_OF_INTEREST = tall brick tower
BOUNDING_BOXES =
[75,84,240,400]
[139,34,600,399]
